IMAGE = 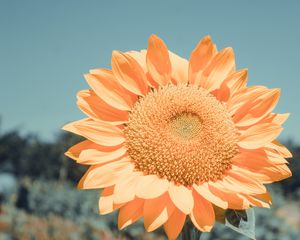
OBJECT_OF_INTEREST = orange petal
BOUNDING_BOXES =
[118,198,144,229]
[190,190,215,232]
[254,192,272,204]
[77,90,128,124]
[264,148,288,164]
[141,49,161,88]
[220,166,267,194]
[254,113,290,126]
[211,84,230,102]
[188,35,217,85]
[232,149,287,172]
[255,164,292,182]
[242,194,270,208]
[63,119,125,146]
[232,149,269,168]
[113,172,143,204]
[146,34,171,86]
[267,140,293,158]
[135,175,169,199]
[272,113,290,125]
[224,69,248,94]
[199,47,235,92]
[233,88,281,127]
[164,208,186,240]
[208,182,249,210]
[238,123,282,149]
[169,183,193,214]
[78,160,134,189]
[214,69,248,102]
[85,70,136,111]
[62,120,80,135]
[143,193,175,232]
[130,49,188,86]
[241,162,290,183]
[227,86,268,115]
[65,140,127,165]
[231,164,272,184]
[99,186,124,214]
[127,50,159,88]
[231,166,274,184]
[169,50,189,84]
[112,51,149,96]
[193,182,228,209]
[126,50,148,73]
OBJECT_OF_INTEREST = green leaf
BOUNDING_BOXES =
[225,209,247,227]
[225,208,256,240]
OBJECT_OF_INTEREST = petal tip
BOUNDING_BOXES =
[202,35,213,43]
[148,34,166,47]
[224,47,234,55]
[62,122,74,132]
[112,50,121,57]
[149,34,160,41]
[241,68,248,74]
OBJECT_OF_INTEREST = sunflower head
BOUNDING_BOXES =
[64,34,292,239]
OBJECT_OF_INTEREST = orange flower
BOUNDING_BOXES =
[63,35,292,239]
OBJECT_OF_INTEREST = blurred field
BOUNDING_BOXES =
[0,130,300,239]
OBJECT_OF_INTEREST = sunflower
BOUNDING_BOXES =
[63,35,292,239]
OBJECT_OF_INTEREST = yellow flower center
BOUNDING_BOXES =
[124,84,238,186]
[167,113,203,140]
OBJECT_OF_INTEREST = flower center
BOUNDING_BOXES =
[167,113,203,140]
[124,84,238,186]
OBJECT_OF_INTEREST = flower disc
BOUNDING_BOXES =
[125,84,238,186]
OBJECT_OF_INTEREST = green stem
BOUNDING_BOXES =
[180,220,202,240]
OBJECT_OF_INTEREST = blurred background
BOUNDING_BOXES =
[0,1,299,239]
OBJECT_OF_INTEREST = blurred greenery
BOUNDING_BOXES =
[0,129,86,182]
[0,126,299,239]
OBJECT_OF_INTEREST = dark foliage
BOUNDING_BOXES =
[277,143,300,195]
[0,128,87,183]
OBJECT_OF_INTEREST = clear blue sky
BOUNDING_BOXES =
[0,0,299,143]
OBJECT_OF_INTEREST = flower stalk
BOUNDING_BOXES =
[181,219,202,240]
